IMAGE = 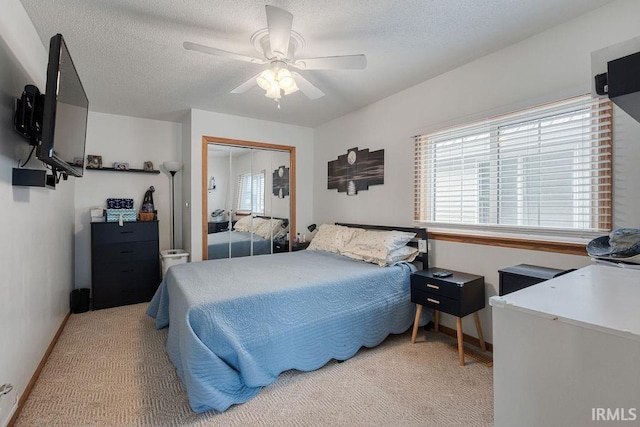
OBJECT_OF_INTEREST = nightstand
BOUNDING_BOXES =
[273,239,289,253]
[292,241,310,251]
[410,268,486,366]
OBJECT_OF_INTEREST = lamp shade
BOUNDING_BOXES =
[163,161,183,173]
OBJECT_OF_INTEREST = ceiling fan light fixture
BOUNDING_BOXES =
[283,80,299,95]
[256,69,275,91]
[265,84,281,99]
[277,68,295,90]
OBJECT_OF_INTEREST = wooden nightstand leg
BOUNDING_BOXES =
[434,310,440,332]
[411,304,423,344]
[473,312,486,352]
[456,317,465,366]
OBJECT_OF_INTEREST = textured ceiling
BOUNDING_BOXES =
[19,0,616,127]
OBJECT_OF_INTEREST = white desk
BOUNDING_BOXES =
[490,265,640,426]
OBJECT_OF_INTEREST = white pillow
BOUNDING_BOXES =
[233,215,253,232]
[254,218,287,239]
[307,224,366,253]
[386,245,419,265]
[341,229,416,266]
[307,224,342,253]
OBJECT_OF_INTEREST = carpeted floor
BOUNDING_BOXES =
[15,303,493,426]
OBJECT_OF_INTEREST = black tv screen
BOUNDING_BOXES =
[37,34,88,177]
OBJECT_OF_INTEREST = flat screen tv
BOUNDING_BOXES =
[37,33,88,178]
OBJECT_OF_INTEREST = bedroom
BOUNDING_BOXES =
[1,0,639,425]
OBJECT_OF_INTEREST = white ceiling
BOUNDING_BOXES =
[19,0,616,128]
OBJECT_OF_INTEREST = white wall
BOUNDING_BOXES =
[74,112,181,288]
[187,109,314,261]
[313,0,640,343]
[207,153,230,217]
[0,2,72,424]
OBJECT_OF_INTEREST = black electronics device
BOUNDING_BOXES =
[432,271,452,278]
[12,33,88,188]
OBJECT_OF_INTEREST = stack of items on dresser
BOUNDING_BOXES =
[89,198,135,223]
[104,198,136,225]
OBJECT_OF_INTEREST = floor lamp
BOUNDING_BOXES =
[162,161,182,250]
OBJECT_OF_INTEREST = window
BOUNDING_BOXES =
[414,95,612,237]
[236,171,265,214]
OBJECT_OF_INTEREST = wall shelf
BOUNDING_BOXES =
[86,167,160,174]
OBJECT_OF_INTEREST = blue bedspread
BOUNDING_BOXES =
[147,250,418,413]
[207,230,272,259]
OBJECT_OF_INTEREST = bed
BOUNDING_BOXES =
[207,230,272,259]
[148,224,428,413]
[207,216,288,259]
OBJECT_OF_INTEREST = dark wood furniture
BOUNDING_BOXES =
[410,268,485,366]
[273,240,310,252]
[208,220,235,234]
[498,264,574,296]
[273,239,289,253]
[91,221,160,310]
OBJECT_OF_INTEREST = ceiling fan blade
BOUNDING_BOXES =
[230,73,261,94]
[265,5,293,58]
[183,41,265,64]
[293,54,367,70]
[292,72,324,100]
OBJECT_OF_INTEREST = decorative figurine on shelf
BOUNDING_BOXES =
[143,161,154,172]
[138,186,156,221]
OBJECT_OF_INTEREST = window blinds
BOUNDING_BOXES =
[236,171,265,214]
[414,95,612,236]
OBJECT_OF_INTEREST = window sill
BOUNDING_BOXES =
[426,229,589,256]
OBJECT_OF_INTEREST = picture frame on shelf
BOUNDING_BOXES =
[73,157,84,167]
[143,161,154,171]
[113,162,129,170]
[86,155,102,169]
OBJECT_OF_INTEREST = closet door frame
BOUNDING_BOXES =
[201,135,296,259]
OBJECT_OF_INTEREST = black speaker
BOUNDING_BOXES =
[594,73,608,95]
[70,288,90,313]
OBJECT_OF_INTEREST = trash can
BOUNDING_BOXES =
[160,249,189,277]
[70,288,90,313]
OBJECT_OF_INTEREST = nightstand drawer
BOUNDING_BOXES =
[411,288,463,315]
[411,274,462,299]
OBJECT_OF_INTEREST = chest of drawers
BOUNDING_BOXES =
[91,221,160,309]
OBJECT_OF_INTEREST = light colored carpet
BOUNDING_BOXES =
[15,303,493,426]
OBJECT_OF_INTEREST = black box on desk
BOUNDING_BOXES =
[498,264,574,296]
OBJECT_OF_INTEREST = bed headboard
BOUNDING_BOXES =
[335,223,428,269]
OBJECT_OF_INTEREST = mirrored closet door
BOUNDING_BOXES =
[202,137,295,260]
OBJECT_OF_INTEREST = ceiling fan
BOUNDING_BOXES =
[183,5,367,103]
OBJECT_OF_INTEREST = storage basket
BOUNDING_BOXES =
[106,209,137,222]
[106,198,134,209]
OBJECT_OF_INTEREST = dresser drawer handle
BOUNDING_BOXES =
[427,284,439,290]
[120,250,134,254]
[427,298,440,305]
[120,231,134,234]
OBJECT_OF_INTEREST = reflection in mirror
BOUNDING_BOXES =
[205,142,293,260]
